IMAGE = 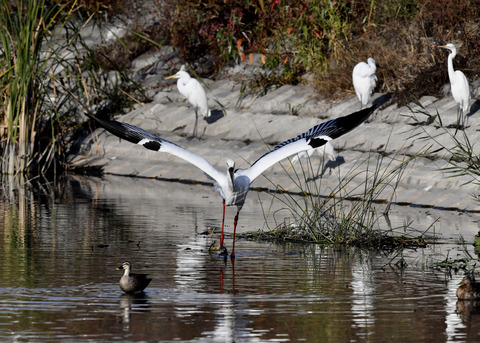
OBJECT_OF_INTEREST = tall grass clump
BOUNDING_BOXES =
[0,0,75,175]
[409,105,480,202]
[0,0,140,176]
[243,131,430,249]
[280,153,415,245]
[442,131,480,190]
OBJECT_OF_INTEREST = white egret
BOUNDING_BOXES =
[117,261,152,294]
[352,58,377,108]
[86,105,377,258]
[166,66,211,138]
[439,43,470,127]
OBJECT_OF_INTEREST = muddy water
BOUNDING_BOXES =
[0,175,479,342]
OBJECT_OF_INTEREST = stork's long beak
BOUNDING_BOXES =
[165,73,179,80]
[228,166,235,184]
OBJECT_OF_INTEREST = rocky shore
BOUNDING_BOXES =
[68,40,480,213]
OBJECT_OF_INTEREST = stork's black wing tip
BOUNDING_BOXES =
[83,113,148,146]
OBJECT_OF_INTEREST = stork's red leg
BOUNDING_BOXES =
[231,210,239,259]
[220,200,226,248]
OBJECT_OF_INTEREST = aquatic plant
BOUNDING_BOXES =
[0,0,140,176]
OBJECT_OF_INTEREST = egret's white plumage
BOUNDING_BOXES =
[440,43,470,124]
[87,105,377,258]
[352,58,377,108]
[166,66,211,137]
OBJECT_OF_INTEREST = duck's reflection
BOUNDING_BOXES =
[456,299,480,321]
[118,293,150,331]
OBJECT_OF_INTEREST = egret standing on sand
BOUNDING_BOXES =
[439,43,470,127]
[352,58,377,108]
[86,105,378,258]
[166,66,211,138]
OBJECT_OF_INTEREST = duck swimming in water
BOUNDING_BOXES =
[117,261,152,294]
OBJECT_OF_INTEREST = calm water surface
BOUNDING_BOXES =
[0,175,479,342]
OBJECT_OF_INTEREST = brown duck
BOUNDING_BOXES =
[117,261,152,294]
[456,277,480,300]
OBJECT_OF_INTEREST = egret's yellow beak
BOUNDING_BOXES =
[165,73,179,80]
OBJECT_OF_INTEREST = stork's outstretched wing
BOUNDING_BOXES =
[86,103,377,186]
[240,104,378,181]
[86,114,226,183]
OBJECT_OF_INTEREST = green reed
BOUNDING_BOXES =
[0,0,76,175]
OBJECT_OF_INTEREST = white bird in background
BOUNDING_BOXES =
[439,43,470,127]
[86,105,378,258]
[352,58,378,108]
[166,66,211,138]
